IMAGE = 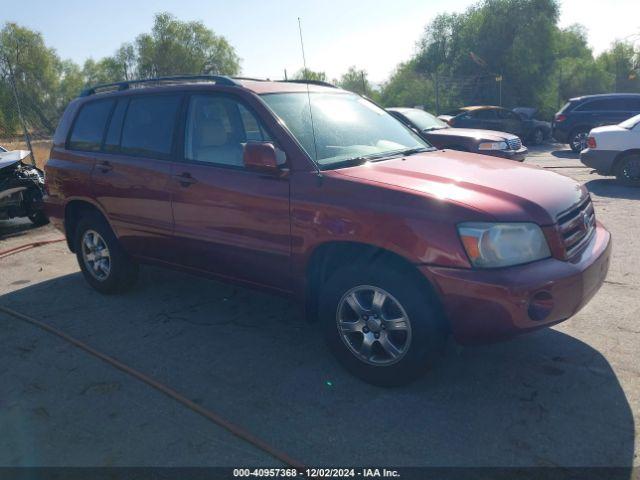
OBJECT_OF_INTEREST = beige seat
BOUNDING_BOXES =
[192,117,243,166]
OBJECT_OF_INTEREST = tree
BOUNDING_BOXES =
[293,68,327,82]
[597,41,640,93]
[0,22,62,135]
[134,12,240,78]
[379,61,434,109]
[338,66,371,96]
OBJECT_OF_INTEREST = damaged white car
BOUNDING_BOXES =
[0,148,48,225]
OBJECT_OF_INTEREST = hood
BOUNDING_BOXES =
[427,127,517,141]
[334,151,586,225]
[0,150,30,171]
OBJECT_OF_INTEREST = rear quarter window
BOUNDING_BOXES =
[120,95,182,158]
[68,99,115,151]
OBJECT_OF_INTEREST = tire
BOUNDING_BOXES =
[615,153,640,187]
[530,128,544,146]
[319,262,447,386]
[73,212,139,294]
[569,128,590,153]
[28,210,49,226]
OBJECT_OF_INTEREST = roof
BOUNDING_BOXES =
[459,105,503,111]
[569,92,640,102]
[79,75,341,98]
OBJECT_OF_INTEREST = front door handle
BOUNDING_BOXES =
[97,160,112,173]
[173,172,197,187]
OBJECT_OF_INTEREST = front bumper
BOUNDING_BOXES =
[483,146,528,162]
[420,224,611,345]
[580,149,618,175]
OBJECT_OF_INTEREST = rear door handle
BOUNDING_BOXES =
[173,172,197,187]
[97,160,112,173]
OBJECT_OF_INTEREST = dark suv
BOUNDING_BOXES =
[552,93,640,152]
[45,76,611,386]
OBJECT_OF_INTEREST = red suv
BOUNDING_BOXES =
[45,76,611,386]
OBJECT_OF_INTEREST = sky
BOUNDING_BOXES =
[4,0,639,83]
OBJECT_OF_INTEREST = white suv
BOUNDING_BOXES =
[580,114,640,186]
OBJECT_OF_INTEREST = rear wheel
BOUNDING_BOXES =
[319,263,446,386]
[569,128,590,153]
[530,128,544,146]
[74,212,138,294]
[615,154,640,187]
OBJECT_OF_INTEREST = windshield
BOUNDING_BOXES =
[400,109,448,130]
[620,113,640,130]
[261,92,431,168]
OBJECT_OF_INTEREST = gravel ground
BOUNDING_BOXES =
[0,144,637,470]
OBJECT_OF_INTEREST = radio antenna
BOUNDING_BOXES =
[297,17,321,177]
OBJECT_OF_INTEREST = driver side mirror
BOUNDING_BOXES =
[243,142,281,173]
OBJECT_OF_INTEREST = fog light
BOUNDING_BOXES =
[528,291,553,322]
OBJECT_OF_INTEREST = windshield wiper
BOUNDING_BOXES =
[395,147,433,156]
[321,147,431,170]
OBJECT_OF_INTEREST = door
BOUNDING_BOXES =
[90,94,182,259]
[496,108,524,135]
[169,93,292,291]
[467,109,500,130]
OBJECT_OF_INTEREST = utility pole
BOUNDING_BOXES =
[361,71,366,95]
[434,72,440,115]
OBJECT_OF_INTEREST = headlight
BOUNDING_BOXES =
[478,141,507,151]
[457,222,551,268]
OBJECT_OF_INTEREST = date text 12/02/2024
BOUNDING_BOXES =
[232,468,400,478]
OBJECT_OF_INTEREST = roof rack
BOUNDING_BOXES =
[79,75,241,97]
[282,79,337,88]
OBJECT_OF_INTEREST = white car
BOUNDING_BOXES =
[580,114,640,186]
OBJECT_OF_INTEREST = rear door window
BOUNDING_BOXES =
[120,95,182,158]
[68,100,115,151]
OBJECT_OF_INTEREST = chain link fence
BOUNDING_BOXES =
[433,73,504,114]
[0,74,54,167]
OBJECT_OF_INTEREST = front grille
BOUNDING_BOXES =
[506,137,522,150]
[557,196,596,257]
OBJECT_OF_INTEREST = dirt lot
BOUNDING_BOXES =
[0,144,638,470]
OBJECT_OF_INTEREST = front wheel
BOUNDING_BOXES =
[319,263,446,386]
[28,210,49,226]
[569,128,590,153]
[615,154,640,187]
[74,212,139,294]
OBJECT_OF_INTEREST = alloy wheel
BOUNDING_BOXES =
[571,131,589,152]
[336,285,412,366]
[621,157,640,182]
[81,230,111,281]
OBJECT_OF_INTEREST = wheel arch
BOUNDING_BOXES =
[304,241,447,330]
[63,199,110,252]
